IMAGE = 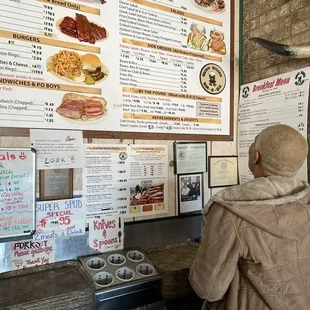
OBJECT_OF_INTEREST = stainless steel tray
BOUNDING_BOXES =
[78,248,160,291]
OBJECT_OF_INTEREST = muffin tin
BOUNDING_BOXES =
[79,249,159,290]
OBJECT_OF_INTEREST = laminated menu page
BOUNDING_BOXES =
[0,0,233,136]
[238,68,310,183]
[84,144,168,217]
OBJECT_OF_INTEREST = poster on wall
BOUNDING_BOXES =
[178,173,203,214]
[34,198,86,241]
[238,68,310,183]
[88,213,124,253]
[84,144,168,218]
[0,148,36,242]
[0,0,233,137]
[11,239,56,270]
[30,129,84,170]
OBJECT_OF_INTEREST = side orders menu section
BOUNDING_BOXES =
[0,0,233,136]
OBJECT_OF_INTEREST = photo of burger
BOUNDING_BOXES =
[47,50,109,85]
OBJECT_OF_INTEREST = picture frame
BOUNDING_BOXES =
[174,142,207,175]
[208,156,239,188]
[39,169,73,201]
[178,173,204,215]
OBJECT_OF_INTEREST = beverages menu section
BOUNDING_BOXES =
[0,0,232,136]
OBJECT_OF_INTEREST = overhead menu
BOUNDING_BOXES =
[238,68,310,183]
[0,0,232,136]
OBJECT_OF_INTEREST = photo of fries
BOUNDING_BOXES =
[47,50,109,85]
[50,50,82,79]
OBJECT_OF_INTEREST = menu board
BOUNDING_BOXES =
[84,144,168,217]
[0,148,36,242]
[0,0,233,138]
[238,68,310,183]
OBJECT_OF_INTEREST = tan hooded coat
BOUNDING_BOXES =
[189,176,310,310]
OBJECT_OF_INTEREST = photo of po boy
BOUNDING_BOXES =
[56,93,107,122]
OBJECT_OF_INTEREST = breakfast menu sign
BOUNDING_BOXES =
[0,0,233,136]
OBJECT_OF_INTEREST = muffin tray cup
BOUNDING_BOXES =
[78,249,160,291]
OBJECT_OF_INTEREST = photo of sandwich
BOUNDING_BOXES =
[56,93,107,122]
[57,13,108,44]
[193,0,226,12]
[187,23,208,51]
[208,30,226,55]
[47,50,109,85]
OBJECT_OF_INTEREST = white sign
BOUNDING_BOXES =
[33,198,86,241]
[88,214,124,253]
[0,0,232,136]
[0,149,35,240]
[30,130,84,170]
[238,68,310,183]
[11,239,55,270]
[84,144,169,218]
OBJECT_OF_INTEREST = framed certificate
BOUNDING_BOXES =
[39,169,73,201]
[178,173,204,215]
[208,156,239,188]
[174,142,207,174]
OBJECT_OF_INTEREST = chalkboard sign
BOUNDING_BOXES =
[0,148,36,243]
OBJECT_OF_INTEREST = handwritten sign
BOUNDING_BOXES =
[34,198,86,241]
[88,214,124,253]
[30,129,84,170]
[0,148,36,241]
[11,239,55,270]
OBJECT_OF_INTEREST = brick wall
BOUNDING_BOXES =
[243,0,310,84]
[242,0,310,178]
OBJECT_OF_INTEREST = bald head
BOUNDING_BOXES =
[249,124,308,177]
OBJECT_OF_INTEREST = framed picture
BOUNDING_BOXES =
[39,169,73,201]
[208,156,239,188]
[174,142,207,174]
[178,173,204,215]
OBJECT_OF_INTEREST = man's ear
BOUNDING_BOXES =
[254,150,260,164]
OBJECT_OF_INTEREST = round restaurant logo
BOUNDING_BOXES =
[295,71,306,86]
[200,63,226,95]
[242,86,250,98]
[119,152,128,160]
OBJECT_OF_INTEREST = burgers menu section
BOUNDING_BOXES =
[0,0,233,136]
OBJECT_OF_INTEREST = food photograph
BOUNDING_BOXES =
[56,93,107,122]
[187,23,208,51]
[208,29,226,55]
[187,24,226,55]
[193,0,226,12]
[47,51,109,85]
[130,182,165,206]
[57,13,108,44]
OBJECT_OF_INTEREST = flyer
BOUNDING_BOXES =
[88,213,124,253]
[0,0,232,136]
[238,68,310,183]
[11,239,56,270]
[34,198,86,241]
[30,129,84,169]
[84,144,168,217]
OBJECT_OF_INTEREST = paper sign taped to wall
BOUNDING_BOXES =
[88,213,124,253]
[11,239,55,270]
[34,198,86,241]
[30,129,84,170]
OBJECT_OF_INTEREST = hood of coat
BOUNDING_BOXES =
[203,176,310,240]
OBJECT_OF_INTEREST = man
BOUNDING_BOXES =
[190,124,310,310]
